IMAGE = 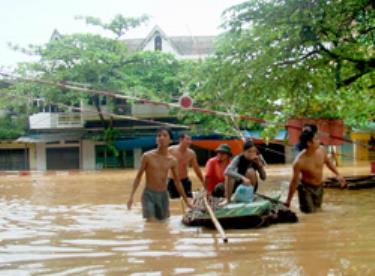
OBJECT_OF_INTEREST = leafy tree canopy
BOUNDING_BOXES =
[186,0,374,136]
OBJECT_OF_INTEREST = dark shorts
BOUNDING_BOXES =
[167,178,192,199]
[297,181,324,213]
[142,188,170,220]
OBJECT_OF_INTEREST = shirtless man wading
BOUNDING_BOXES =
[167,133,205,198]
[127,127,192,222]
[285,124,346,213]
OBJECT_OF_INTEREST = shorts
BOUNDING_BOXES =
[142,187,170,220]
[297,181,324,213]
[167,177,192,199]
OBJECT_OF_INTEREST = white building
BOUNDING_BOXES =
[124,25,215,59]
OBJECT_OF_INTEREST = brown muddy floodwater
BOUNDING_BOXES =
[1,163,375,275]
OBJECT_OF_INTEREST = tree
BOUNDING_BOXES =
[1,14,185,159]
[186,0,374,136]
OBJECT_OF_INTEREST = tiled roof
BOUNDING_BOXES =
[169,36,215,55]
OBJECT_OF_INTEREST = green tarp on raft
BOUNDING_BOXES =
[182,194,298,229]
[198,200,272,220]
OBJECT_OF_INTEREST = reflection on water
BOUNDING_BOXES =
[1,163,375,275]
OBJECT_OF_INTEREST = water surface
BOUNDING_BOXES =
[0,163,374,275]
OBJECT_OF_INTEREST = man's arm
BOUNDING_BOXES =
[257,165,267,180]
[191,152,204,185]
[224,155,249,183]
[324,149,346,188]
[171,160,192,208]
[252,155,266,180]
[285,162,301,207]
[127,155,147,210]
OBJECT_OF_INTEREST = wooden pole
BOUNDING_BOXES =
[180,198,186,214]
[203,196,228,243]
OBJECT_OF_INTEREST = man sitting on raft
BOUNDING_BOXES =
[223,140,267,203]
[204,143,232,197]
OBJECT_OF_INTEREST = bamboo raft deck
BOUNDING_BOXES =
[182,193,298,229]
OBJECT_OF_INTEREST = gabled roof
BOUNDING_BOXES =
[141,25,173,49]
[123,25,216,56]
[50,29,62,41]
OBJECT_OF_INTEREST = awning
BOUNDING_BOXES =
[114,136,156,150]
[192,130,286,142]
[16,133,84,143]
[104,129,287,152]
[191,130,287,155]
[243,130,287,141]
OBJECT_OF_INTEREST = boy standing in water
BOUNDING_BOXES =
[127,127,192,222]
[285,124,346,213]
[167,133,205,198]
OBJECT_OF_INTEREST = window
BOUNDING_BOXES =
[65,140,79,144]
[46,141,60,145]
[154,34,162,51]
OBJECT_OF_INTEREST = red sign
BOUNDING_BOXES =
[179,95,193,109]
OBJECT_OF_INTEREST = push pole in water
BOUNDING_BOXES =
[203,196,228,243]
[180,198,186,214]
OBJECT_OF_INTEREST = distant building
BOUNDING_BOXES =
[124,25,216,59]
[350,122,375,163]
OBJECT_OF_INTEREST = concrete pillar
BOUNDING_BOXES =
[35,143,46,170]
[81,140,96,170]
[28,144,37,170]
[284,145,295,164]
[133,148,142,169]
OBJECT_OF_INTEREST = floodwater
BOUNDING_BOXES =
[1,163,374,275]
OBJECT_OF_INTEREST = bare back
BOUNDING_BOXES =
[168,145,195,179]
[143,150,178,191]
[295,145,326,185]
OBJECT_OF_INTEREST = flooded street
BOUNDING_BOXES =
[1,163,375,275]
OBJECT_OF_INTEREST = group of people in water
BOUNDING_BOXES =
[127,124,346,222]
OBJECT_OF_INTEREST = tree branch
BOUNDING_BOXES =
[318,42,375,66]
[339,71,371,88]
[275,50,319,66]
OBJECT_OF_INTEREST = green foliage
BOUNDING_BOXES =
[75,14,149,38]
[0,115,27,139]
[186,0,374,138]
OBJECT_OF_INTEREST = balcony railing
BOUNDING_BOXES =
[29,101,171,129]
[29,112,83,129]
